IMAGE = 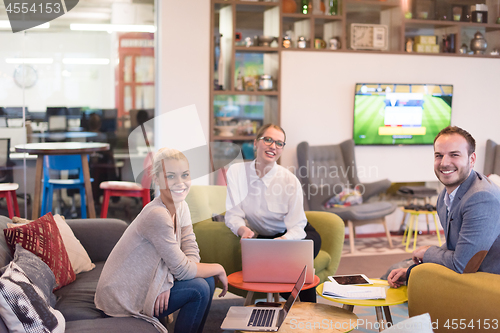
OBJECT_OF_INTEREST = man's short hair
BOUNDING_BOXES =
[434,126,476,156]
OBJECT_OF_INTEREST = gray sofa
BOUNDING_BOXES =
[0,216,158,333]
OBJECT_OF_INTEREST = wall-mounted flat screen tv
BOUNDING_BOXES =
[353,83,453,145]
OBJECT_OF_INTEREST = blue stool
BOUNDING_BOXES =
[41,155,92,218]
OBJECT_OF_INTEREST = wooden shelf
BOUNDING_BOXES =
[213,90,279,95]
[210,0,500,170]
[345,0,400,10]
[213,135,256,141]
[234,0,280,6]
[234,46,280,52]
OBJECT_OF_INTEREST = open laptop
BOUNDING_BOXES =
[221,266,306,331]
[241,239,314,284]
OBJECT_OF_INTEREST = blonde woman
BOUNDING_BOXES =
[95,148,227,333]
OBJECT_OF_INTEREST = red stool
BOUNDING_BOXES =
[0,183,20,218]
[99,181,151,218]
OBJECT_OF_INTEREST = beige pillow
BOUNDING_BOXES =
[10,215,95,274]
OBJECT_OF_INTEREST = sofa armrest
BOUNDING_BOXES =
[408,263,500,332]
[306,211,345,282]
[66,218,128,263]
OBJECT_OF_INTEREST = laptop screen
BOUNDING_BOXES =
[282,266,306,315]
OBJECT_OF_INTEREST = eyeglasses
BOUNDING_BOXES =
[258,136,286,149]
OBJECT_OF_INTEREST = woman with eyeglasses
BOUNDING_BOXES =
[224,124,321,303]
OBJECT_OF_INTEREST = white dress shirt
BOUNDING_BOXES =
[225,160,307,240]
[444,185,460,213]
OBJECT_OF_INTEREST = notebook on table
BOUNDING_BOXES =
[221,266,307,331]
[241,238,314,284]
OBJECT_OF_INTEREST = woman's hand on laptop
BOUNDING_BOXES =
[238,226,255,239]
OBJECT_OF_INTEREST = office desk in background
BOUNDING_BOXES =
[15,142,109,219]
[29,131,98,142]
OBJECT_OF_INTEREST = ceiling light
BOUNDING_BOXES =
[5,58,54,64]
[0,20,50,29]
[70,23,155,33]
[63,58,110,65]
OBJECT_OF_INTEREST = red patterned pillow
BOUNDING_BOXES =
[3,212,75,290]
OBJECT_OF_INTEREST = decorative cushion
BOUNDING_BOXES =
[0,216,14,268]
[324,188,363,209]
[0,261,65,333]
[4,212,76,290]
[1,244,58,307]
[10,215,95,275]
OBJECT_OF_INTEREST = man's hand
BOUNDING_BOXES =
[412,245,431,264]
[238,226,255,239]
[154,290,170,317]
[387,267,408,288]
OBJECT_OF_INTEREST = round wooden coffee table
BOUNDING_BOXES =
[317,279,408,332]
[15,142,110,219]
[239,302,359,333]
[228,271,320,306]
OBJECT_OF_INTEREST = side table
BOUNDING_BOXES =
[228,271,320,306]
[317,279,408,332]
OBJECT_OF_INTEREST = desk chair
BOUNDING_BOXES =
[0,138,20,218]
[41,155,92,218]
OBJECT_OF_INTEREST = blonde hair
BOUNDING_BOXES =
[255,123,286,142]
[151,148,189,180]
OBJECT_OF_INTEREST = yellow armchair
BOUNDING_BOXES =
[408,263,500,333]
[186,185,345,296]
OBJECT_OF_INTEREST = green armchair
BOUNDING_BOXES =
[186,185,345,297]
[408,263,500,333]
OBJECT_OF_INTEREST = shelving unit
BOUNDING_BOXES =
[209,0,500,178]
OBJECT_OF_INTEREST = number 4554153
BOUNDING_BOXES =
[444,319,498,330]
[6,2,61,14]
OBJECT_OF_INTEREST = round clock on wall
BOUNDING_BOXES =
[13,65,38,88]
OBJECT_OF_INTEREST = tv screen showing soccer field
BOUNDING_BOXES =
[353,83,453,145]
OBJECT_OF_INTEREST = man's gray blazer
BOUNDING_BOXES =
[423,170,500,274]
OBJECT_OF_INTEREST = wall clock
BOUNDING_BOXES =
[13,65,38,89]
[350,24,388,50]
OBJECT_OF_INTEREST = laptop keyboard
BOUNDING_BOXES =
[247,309,276,327]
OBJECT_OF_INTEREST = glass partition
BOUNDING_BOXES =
[0,1,156,222]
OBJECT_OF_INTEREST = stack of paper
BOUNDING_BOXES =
[322,281,386,300]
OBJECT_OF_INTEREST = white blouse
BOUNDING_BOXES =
[225,161,307,240]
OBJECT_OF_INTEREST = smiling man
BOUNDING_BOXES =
[389,126,500,288]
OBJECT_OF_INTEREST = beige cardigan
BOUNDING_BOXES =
[95,196,200,332]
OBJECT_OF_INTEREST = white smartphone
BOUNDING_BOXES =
[329,274,372,285]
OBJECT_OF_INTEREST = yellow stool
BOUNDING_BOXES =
[401,209,442,252]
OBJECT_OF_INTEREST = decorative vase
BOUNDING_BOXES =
[283,0,297,13]
[470,31,487,54]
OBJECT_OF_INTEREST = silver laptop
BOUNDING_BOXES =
[221,266,306,332]
[241,238,314,284]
